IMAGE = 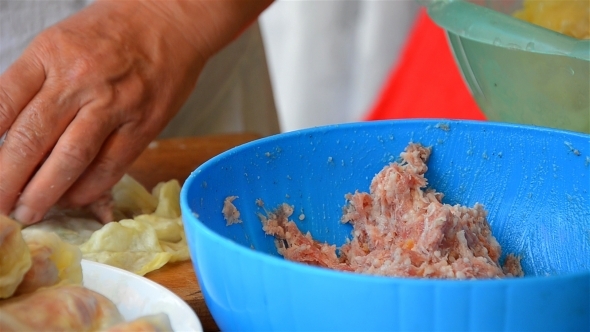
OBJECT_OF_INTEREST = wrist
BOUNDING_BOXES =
[115,0,274,60]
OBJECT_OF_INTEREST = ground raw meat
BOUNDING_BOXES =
[259,143,523,279]
[223,196,242,225]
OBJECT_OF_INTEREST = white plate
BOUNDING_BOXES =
[82,259,203,332]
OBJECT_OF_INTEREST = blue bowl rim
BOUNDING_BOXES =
[181,119,590,285]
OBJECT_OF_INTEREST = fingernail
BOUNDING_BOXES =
[13,205,40,225]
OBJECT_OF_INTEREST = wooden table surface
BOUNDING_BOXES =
[127,132,261,332]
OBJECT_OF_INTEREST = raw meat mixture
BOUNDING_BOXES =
[259,143,523,279]
[222,196,242,225]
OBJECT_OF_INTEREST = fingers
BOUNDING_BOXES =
[13,107,118,224]
[0,86,78,218]
[0,54,46,216]
[0,53,45,137]
[60,123,153,214]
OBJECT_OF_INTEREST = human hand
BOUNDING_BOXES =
[0,0,273,224]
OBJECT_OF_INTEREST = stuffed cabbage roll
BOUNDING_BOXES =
[15,229,83,295]
[0,285,124,331]
[0,215,31,299]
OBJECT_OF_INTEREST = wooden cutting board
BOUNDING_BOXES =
[127,132,261,332]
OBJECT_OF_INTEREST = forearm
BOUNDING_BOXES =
[96,0,274,60]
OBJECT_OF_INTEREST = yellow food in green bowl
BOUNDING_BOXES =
[514,0,589,39]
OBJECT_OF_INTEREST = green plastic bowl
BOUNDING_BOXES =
[422,0,589,133]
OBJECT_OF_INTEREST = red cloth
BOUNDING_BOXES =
[364,8,486,121]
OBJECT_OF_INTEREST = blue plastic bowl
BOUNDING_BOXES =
[181,120,589,331]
